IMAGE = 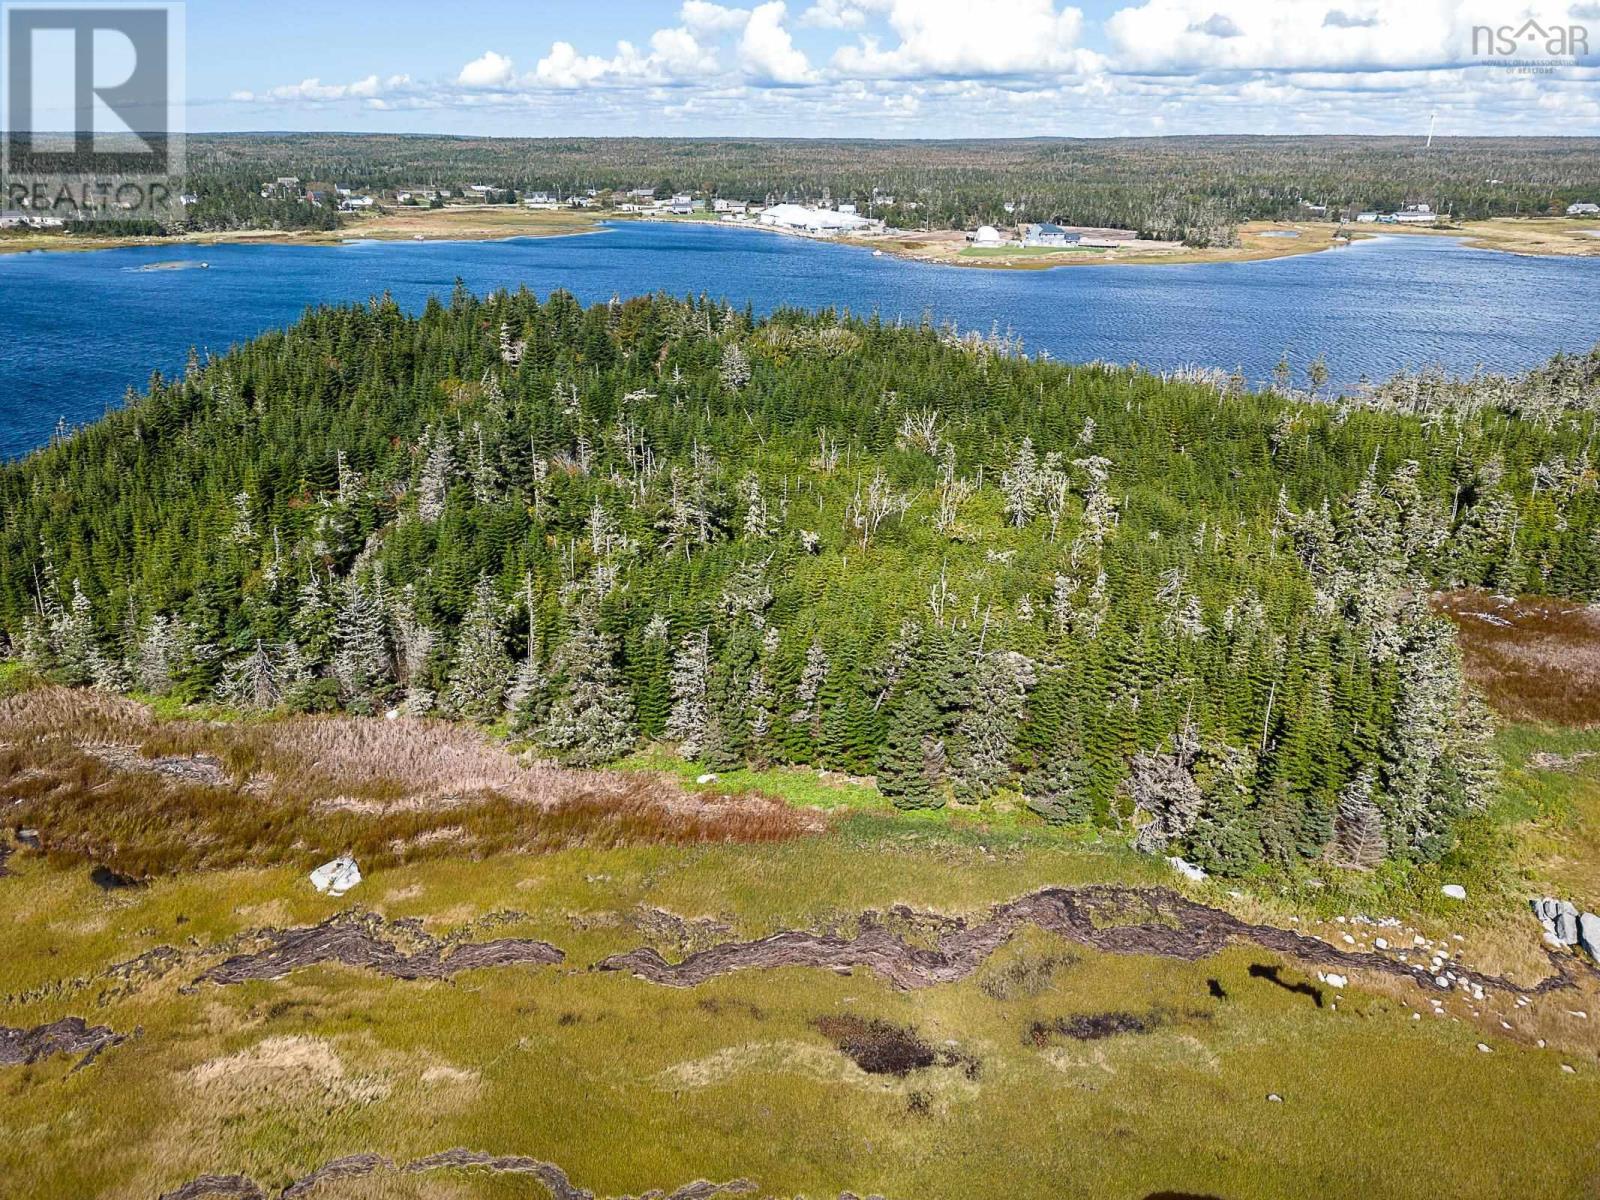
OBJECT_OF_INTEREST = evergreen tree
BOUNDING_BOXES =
[543,602,636,765]
[445,575,512,722]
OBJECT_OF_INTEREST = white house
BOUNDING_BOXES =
[1354,212,1379,223]
[1392,204,1437,224]
[971,225,1005,246]
[1569,201,1600,216]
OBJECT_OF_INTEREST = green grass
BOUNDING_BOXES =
[3,833,1597,1200]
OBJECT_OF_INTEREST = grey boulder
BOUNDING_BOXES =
[1580,912,1600,961]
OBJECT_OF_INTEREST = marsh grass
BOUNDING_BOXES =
[0,685,818,879]
[5,848,1600,1200]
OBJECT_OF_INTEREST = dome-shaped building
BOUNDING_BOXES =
[973,225,1004,245]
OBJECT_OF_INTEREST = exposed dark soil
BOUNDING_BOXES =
[0,1016,127,1069]
[160,1148,762,1200]
[596,884,1590,998]
[191,911,564,988]
[1028,1011,1157,1045]
[812,1015,980,1079]
[814,1015,936,1075]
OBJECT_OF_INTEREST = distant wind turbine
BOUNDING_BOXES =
[1425,112,1436,150]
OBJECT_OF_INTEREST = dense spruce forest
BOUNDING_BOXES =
[68,134,1600,245]
[5,291,1600,878]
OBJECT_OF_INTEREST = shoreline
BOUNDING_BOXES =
[3,207,1597,270]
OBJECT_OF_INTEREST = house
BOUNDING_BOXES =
[1569,202,1600,216]
[1392,204,1437,225]
[971,225,1005,246]
[1354,212,1379,223]
[1023,222,1076,247]
[838,203,857,215]
[339,195,374,211]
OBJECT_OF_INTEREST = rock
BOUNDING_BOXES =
[1476,1043,1492,1053]
[1434,975,1450,989]
[1562,1064,1576,1074]
[696,773,719,785]
[1441,884,1467,901]
[1319,972,1348,988]
[1555,911,1579,945]
[17,828,40,848]
[1266,1093,1283,1102]
[1166,856,1207,882]
[1538,897,1558,920]
[1579,912,1600,960]
[1375,938,1388,950]
[309,855,362,897]
[1562,900,1578,918]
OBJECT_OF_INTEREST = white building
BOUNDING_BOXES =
[1569,201,1600,216]
[971,225,1004,246]
[1392,204,1437,224]
[1354,212,1379,223]
[758,203,872,234]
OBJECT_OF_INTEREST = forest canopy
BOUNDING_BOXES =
[6,289,1599,878]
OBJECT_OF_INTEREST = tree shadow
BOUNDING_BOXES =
[1248,962,1323,1007]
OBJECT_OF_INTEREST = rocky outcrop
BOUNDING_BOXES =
[190,911,563,988]
[1532,896,1600,957]
[0,1016,127,1069]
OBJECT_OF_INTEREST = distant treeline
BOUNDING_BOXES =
[162,134,1600,245]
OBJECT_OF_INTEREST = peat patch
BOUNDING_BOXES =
[1028,1011,1158,1045]
[813,1014,979,1079]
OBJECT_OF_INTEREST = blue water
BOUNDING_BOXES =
[1,220,1598,458]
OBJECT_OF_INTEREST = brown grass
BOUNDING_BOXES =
[1435,590,1600,725]
[0,685,821,878]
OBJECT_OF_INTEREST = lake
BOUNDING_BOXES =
[1,220,1597,458]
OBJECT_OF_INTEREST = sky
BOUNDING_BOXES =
[183,0,1600,136]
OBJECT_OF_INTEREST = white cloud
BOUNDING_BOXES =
[681,1,752,35]
[458,50,516,88]
[799,0,868,28]
[1104,0,1592,73]
[739,2,816,83]
[222,0,1600,133]
[833,0,1100,79]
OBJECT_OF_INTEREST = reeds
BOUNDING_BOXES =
[0,684,819,878]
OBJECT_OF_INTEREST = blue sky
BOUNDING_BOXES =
[187,0,1599,136]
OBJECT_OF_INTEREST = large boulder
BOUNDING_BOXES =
[1556,911,1580,945]
[309,855,362,897]
[1580,912,1600,961]
[1440,884,1467,901]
